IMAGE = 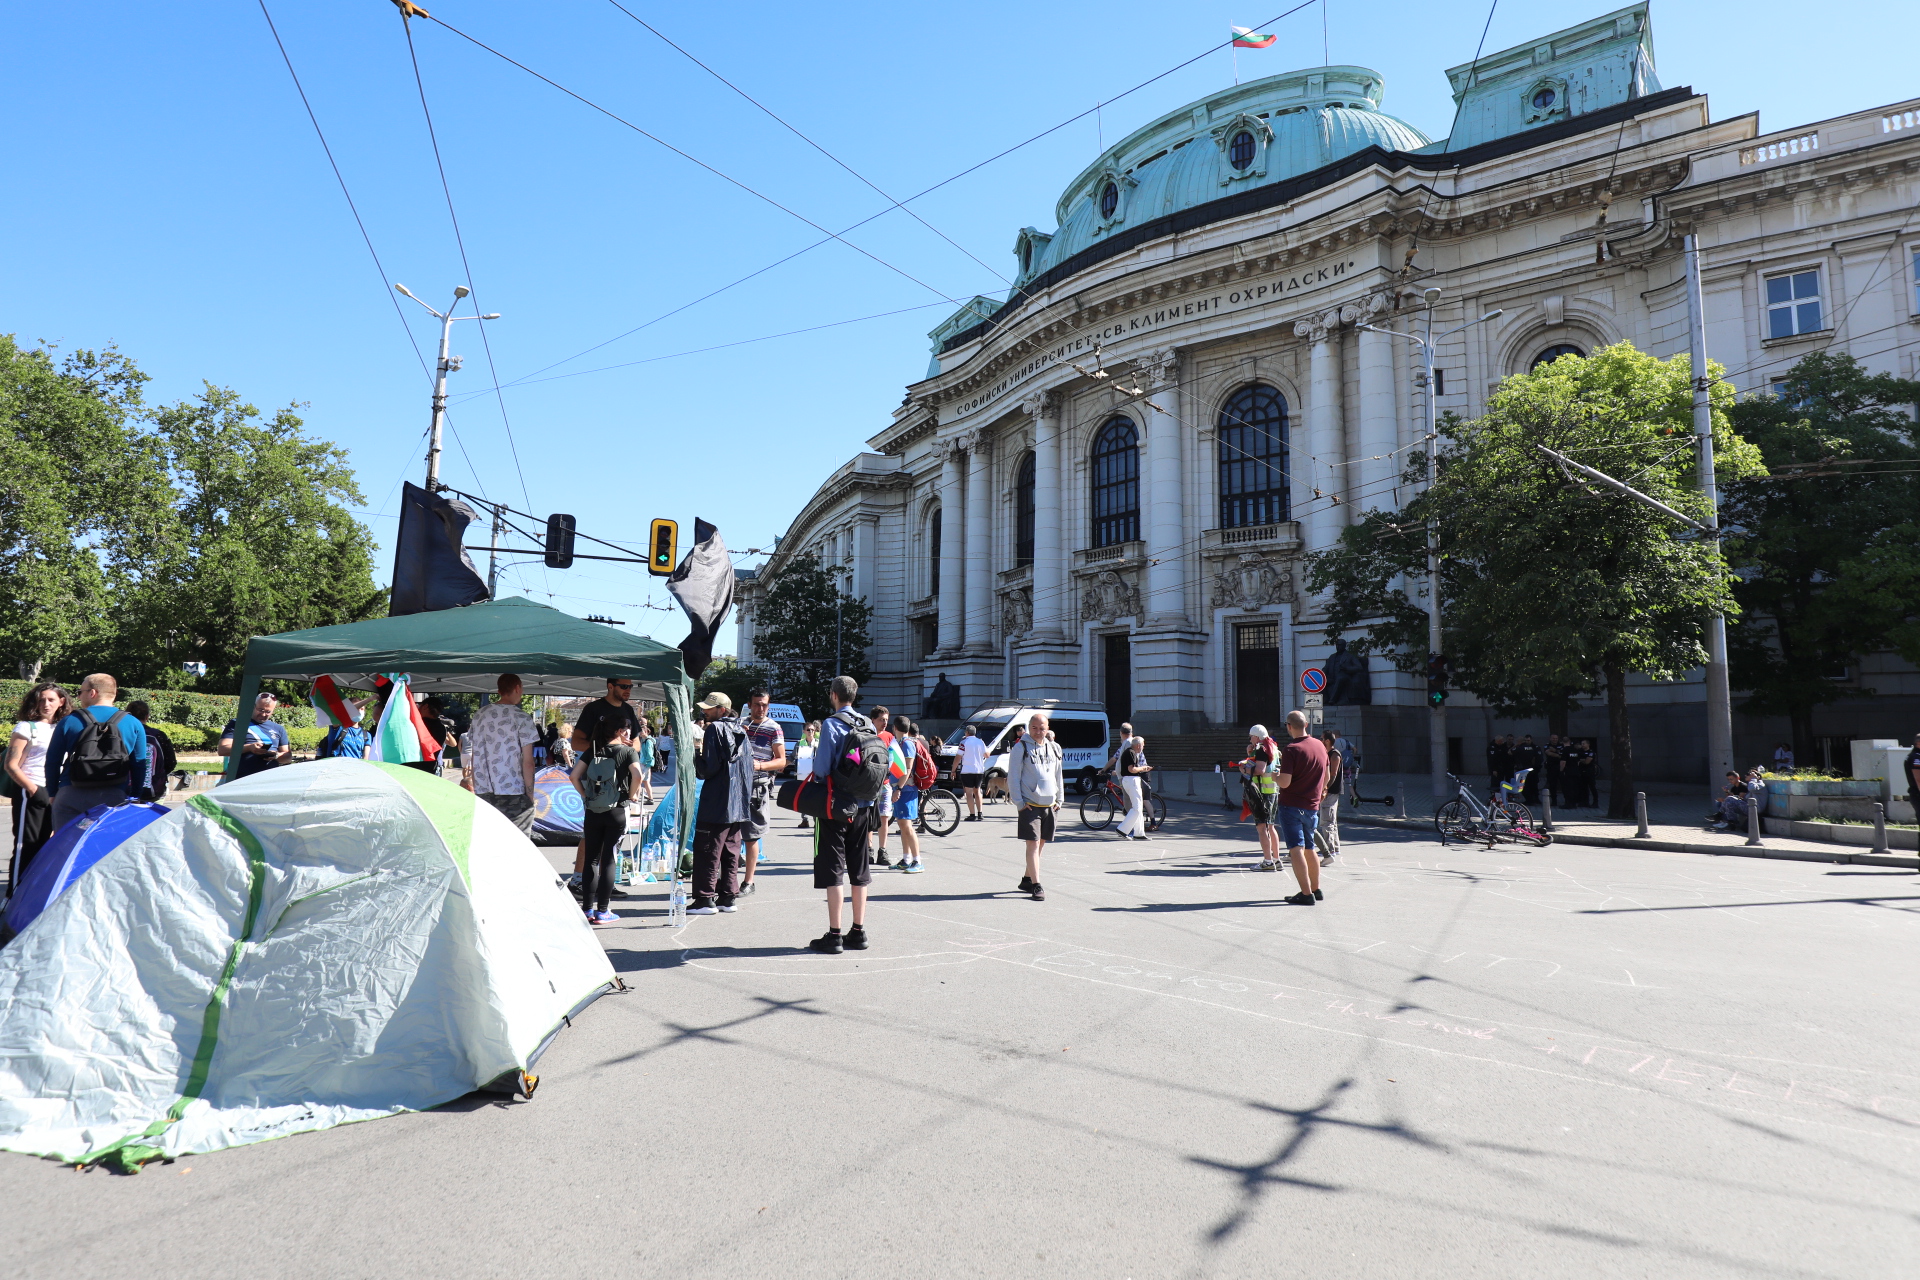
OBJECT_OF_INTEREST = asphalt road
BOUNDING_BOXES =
[6,796,1917,1278]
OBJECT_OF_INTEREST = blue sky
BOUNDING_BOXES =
[5,1,1913,653]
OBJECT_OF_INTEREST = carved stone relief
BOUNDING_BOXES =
[1207,553,1296,610]
[1001,588,1033,638]
[1079,570,1142,625]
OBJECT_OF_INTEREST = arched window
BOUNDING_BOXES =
[928,507,942,597]
[1099,181,1119,219]
[1218,384,1290,529]
[1014,452,1036,567]
[1228,130,1256,171]
[1530,343,1584,370]
[1090,417,1139,548]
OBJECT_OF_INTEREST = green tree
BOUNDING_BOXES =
[1721,352,1920,756]
[695,654,774,709]
[753,551,871,720]
[0,337,157,680]
[99,384,385,688]
[1308,344,1762,816]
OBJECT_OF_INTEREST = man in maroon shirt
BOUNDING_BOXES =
[1275,709,1330,905]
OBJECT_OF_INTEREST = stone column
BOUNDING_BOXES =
[1297,311,1346,559]
[936,441,965,652]
[850,516,877,604]
[963,430,995,653]
[1026,391,1064,638]
[1355,294,1398,514]
[1142,347,1187,625]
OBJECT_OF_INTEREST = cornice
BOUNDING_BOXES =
[1661,148,1920,232]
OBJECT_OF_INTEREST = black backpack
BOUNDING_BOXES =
[827,709,890,804]
[68,708,135,787]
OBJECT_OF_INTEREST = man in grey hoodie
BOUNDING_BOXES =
[687,691,754,916]
[1008,712,1065,902]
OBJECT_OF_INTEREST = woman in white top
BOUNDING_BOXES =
[7,682,71,886]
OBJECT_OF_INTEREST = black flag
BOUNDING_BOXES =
[390,481,489,616]
[665,517,734,678]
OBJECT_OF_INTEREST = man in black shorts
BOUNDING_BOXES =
[956,724,989,821]
[809,675,877,954]
[1008,712,1063,901]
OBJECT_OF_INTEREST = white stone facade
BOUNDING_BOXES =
[740,9,1920,778]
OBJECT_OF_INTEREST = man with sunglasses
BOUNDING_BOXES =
[568,678,645,886]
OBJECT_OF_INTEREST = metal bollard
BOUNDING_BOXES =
[1186,768,1195,797]
[1395,781,1407,820]
[1633,792,1650,838]
[1541,785,1555,832]
[1745,793,1764,847]
[1872,802,1889,856]
[1219,767,1232,810]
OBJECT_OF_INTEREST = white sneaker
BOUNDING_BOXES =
[718,903,738,913]
[685,905,719,916]
[1257,858,1280,872]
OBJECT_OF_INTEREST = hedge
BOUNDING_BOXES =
[142,721,326,754]
[0,679,318,730]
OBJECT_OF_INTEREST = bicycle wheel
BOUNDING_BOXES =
[1080,789,1116,830]
[1491,802,1552,846]
[918,788,961,837]
[1434,798,1472,840]
[1145,793,1166,832]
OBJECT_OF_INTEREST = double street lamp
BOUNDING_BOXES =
[393,284,500,490]
[1358,290,1503,800]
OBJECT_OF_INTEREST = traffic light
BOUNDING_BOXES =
[543,513,576,569]
[647,518,678,577]
[1426,653,1449,707]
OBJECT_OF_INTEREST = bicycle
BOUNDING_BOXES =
[914,786,962,837]
[1433,770,1552,846]
[1079,772,1165,833]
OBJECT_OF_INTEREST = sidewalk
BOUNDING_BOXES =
[1156,769,1919,869]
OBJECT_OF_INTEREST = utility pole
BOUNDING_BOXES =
[393,284,500,489]
[1358,291,1502,798]
[486,502,504,599]
[1685,234,1736,796]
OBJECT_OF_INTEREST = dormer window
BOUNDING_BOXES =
[1099,181,1119,218]
[1020,242,1032,274]
[1532,87,1557,110]
[1229,130,1256,171]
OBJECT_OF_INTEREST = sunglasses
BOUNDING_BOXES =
[609,682,633,690]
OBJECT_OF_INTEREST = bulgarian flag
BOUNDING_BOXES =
[310,675,360,728]
[1231,25,1277,48]
[886,736,909,785]
[369,674,439,764]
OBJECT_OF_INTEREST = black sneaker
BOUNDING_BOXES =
[874,851,892,867]
[1284,892,1316,906]
[1312,888,1323,901]
[1030,882,1046,901]
[739,881,756,895]
[809,930,844,954]
[844,925,869,951]
[1017,875,1036,893]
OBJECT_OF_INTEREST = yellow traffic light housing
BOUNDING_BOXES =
[648,518,678,577]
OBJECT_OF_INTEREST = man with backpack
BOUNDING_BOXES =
[808,675,890,954]
[570,720,645,925]
[687,691,753,916]
[44,673,150,831]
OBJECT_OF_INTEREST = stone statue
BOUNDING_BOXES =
[924,673,961,719]
[1001,589,1032,638]
[1325,637,1373,706]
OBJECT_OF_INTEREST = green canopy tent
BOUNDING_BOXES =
[222,597,696,858]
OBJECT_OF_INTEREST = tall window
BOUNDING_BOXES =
[1766,269,1823,338]
[928,508,942,597]
[1099,181,1119,219]
[1217,384,1289,529]
[1014,452,1036,567]
[1911,246,1920,314]
[1090,417,1139,547]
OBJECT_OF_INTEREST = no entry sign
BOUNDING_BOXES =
[1300,666,1327,694]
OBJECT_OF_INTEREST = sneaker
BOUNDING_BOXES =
[809,930,844,954]
[686,904,719,916]
[1257,859,1280,872]
[874,851,892,867]
[901,859,924,874]
[1017,875,1036,893]
[1030,882,1046,901]
[739,881,756,895]
[1312,888,1324,901]
[718,903,738,913]
[1318,854,1333,867]
[590,910,618,924]
[844,925,869,950]
[1284,892,1316,906]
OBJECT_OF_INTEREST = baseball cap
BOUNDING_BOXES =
[696,691,733,711]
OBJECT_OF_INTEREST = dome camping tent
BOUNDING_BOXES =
[1,800,169,943]
[0,759,616,1171]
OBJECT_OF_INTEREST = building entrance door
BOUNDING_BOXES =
[1103,633,1132,725]
[1235,621,1280,729]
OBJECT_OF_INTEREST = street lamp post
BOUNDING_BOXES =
[393,284,501,490]
[1359,292,1502,799]
[1684,234,1736,794]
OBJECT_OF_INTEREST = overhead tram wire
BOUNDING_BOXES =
[426,3,1320,391]
[399,14,535,513]
[604,1,1011,288]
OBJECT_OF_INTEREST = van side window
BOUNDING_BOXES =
[1049,719,1107,750]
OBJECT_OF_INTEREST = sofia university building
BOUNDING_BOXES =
[738,3,1920,776]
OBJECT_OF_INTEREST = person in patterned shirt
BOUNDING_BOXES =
[463,673,540,834]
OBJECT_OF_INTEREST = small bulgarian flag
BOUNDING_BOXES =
[310,674,359,728]
[886,737,909,785]
[370,674,438,764]
[1231,25,1277,48]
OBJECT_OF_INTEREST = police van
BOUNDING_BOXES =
[768,702,806,776]
[964,700,1112,795]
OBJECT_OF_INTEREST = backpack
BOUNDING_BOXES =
[67,709,135,787]
[320,725,369,760]
[911,741,937,790]
[828,710,890,804]
[145,727,179,792]
[582,753,625,813]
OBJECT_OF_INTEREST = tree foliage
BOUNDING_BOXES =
[1722,352,1920,753]
[752,551,872,720]
[695,654,775,710]
[1307,343,1762,815]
